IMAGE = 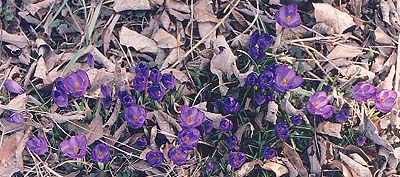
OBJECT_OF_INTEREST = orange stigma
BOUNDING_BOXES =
[281,77,289,85]
[133,115,139,121]
[187,116,193,123]
[73,146,80,154]
[285,16,291,23]
[74,82,81,89]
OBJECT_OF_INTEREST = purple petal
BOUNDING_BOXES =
[4,79,24,94]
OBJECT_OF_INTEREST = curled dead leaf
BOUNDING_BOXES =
[265,101,278,124]
[119,27,158,54]
[283,142,308,177]
[339,152,372,177]
[234,160,262,177]
[313,3,356,34]
[316,121,342,139]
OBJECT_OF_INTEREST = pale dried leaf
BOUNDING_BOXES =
[349,153,369,166]
[308,142,322,175]
[87,106,104,145]
[34,57,47,80]
[326,44,364,60]
[280,93,299,116]
[339,152,372,177]
[153,111,177,142]
[234,160,262,177]
[361,112,393,150]
[341,65,375,82]
[166,0,191,21]
[0,130,27,177]
[46,112,86,123]
[113,0,151,12]
[283,142,308,177]
[119,27,159,54]
[316,121,342,139]
[265,101,278,124]
[234,123,254,144]
[152,28,180,49]
[375,27,392,44]
[281,158,299,177]
[380,65,395,90]
[313,3,356,34]
[327,160,353,177]
[371,55,386,73]
[261,161,289,177]
[133,160,164,175]
[26,0,55,15]
[160,48,185,70]
[0,30,28,48]
[0,93,29,115]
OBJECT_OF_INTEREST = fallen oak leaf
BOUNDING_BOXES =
[283,142,308,177]
[119,27,159,54]
[313,3,356,34]
[113,0,151,12]
[316,121,342,139]
[339,152,372,177]
[261,160,289,177]
[234,160,262,177]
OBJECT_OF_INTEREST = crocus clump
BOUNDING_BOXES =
[59,135,87,159]
[161,73,177,90]
[148,84,165,102]
[118,90,136,108]
[374,89,397,113]
[275,4,302,28]
[248,32,273,62]
[229,152,246,168]
[124,106,147,129]
[226,135,238,150]
[178,128,200,150]
[273,65,303,93]
[307,91,334,119]
[258,69,275,89]
[146,150,164,167]
[219,118,233,133]
[101,84,112,109]
[4,79,24,94]
[179,106,205,129]
[91,143,111,163]
[168,146,188,166]
[262,146,276,160]
[26,137,48,155]
[274,123,290,139]
[352,82,376,102]
[223,96,240,114]
[63,70,90,97]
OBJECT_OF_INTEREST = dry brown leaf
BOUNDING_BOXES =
[375,27,392,44]
[261,161,289,177]
[339,152,372,177]
[46,111,86,123]
[283,142,308,177]
[327,160,353,177]
[119,27,159,54]
[380,65,395,90]
[166,0,191,21]
[341,65,375,82]
[234,160,262,177]
[308,142,322,176]
[86,106,104,145]
[210,35,240,95]
[265,101,278,124]
[152,28,180,49]
[194,0,218,48]
[349,153,369,166]
[234,123,254,144]
[133,160,164,176]
[0,130,29,177]
[103,14,121,52]
[280,93,299,116]
[160,48,185,70]
[0,30,28,48]
[25,0,55,15]
[0,93,29,115]
[326,44,364,60]
[316,121,342,139]
[34,57,47,80]
[113,0,151,12]
[313,3,356,34]
[361,112,392,150]
[371,54,386,73]
[153,110,178,142]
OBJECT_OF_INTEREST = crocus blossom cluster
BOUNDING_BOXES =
[248,32,273,62]
[352,82,397,113]
[52,70,90,107]
[307,91,334,119]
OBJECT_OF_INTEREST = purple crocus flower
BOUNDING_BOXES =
[205,162,214,173]
[4,79,24,94]
[124,106,147,129]
[219,118,233,133]
[374,89,397,113]
[118,91,136,108]
[135,63,149,78]
[307,91,334,119]
[101,84,112,109]
[179,106,205,129]
[150,69,162,83]
[5,110,26,123]
[290,115,302,126]
[132,76,148,92]
[178,128,200,150]
[335,109,349,123]
[87,53,94,68]
[146,150,164,167]
[245,72,258,87]
[258,71,275,89]
[161,73,177,90]
[356,136,366,147]
[249,32,260,48]
[223,96,240,114]
[63,70,90,97]
[55,77,66,91]
[52,89,68,108]
[168,146,188,166]
[229,152,246,168]
[226,135,238,150]
[202,119,213,133]
[352,82,377,102]
[26,137,48,155]
[91,143,111,163]
[274,123,290,139]
[262,146,276,160]
[255,93,267,106]
[249,47,267,62]
[148,84,165,102]
[248,32,273,62]
[275,4,302,28]
[134,136,147,148]
[59,135,87,159]
[273,65,303,93]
